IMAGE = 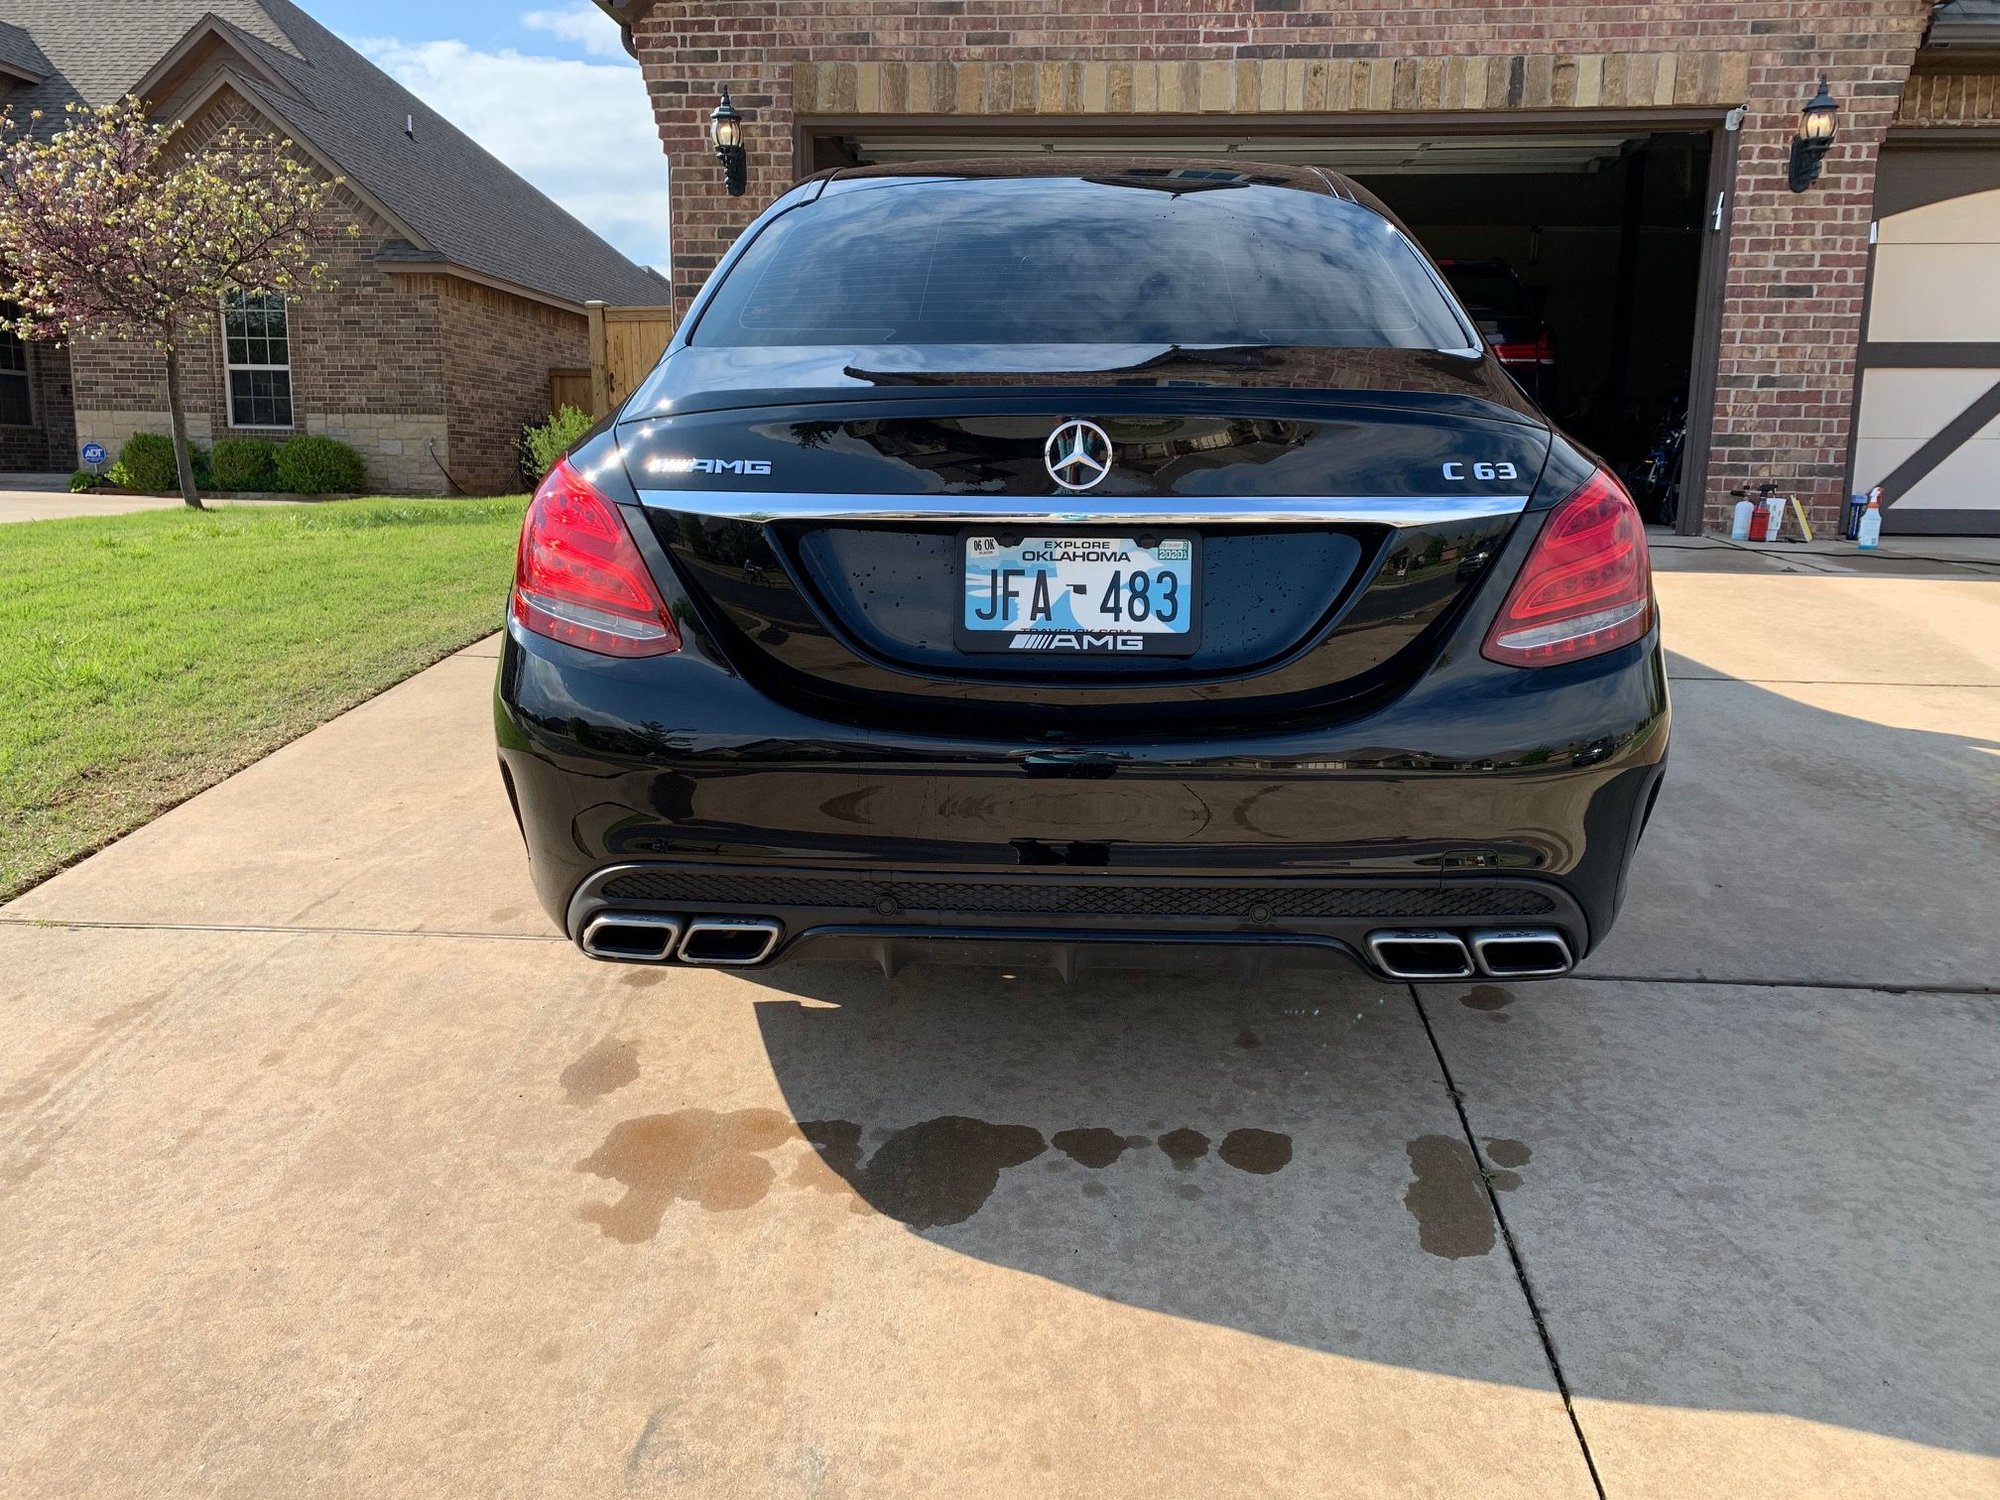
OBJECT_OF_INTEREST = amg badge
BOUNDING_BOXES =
[1009,632,1145,652]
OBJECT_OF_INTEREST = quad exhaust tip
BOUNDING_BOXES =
[1366,930,1476,981]
[579,912,684,963]
[1367,927,1575,981]
[676,917,783,967]
[578,912,784,966]
[1469,928,1574,978]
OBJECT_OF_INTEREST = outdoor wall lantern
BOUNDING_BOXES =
[1788,77,1839,193]
[710,87,747,197]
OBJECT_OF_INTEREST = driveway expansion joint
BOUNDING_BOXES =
[0,915,565,944]
[1409,982,1609,1500]
[1573,971,2000,998]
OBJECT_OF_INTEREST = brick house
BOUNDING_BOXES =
[594,0,2000,535]
[0,0,671,494]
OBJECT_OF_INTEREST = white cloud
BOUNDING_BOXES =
[521,3,630,61]
[353,36,669,269]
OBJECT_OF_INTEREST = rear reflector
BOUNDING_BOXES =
[1482,468,1652,668]
[513,458,681,658]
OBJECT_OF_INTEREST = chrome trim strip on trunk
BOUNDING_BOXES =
[632,491,1530,526]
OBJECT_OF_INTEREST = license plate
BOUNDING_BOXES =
[957,534,1201,655]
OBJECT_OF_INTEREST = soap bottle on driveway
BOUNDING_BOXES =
[1857,485,1884,550]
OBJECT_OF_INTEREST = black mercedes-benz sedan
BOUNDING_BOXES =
[495,159,1668,983]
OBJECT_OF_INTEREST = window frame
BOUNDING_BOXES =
[0,320,34,431]
[220,290,296,431]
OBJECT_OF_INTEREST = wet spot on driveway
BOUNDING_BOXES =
[1234,1026,1262,1048]
[1461,985,1514,1012]
[576,1107,793,1241]
[1157,1128,1211,1170]
[560,1036,640,1106]
[849,1117,1047,1229]
[1052,1127,1132,1169]
[1402,1135,1497,1258]
[1218,1128,1293,1175]
[1485,1138,1531,1169]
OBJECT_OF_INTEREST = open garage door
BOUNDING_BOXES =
[808,119,1728,531]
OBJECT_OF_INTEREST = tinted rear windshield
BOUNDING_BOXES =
[692,174,1472,350]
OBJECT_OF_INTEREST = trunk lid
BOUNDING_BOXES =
[619,345,1549,731]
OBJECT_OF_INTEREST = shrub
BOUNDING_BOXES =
[212,436,281,491]
[112,432,181,492]
[276,434,365,496]
[69,469,108,492]
[107,433,214,493]
[521,404,593,486]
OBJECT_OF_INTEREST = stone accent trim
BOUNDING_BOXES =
[76,409,216,459]
[1896,71,2000,128]
[303,412,450,495]
[795,54,1755,119]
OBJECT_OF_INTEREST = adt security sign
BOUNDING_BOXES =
[81,441,107,469]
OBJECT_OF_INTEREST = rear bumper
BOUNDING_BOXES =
[495,618,1669,979]
[564,861,1591,981]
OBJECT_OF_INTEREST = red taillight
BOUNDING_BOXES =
[1493,331,1555,367]
[1482,468,1653,668]
[512,458,681,657]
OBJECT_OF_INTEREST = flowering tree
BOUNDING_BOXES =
[0,98,350,508]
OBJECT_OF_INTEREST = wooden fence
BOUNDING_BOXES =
[584,300,677,418]
[548,367,591,418]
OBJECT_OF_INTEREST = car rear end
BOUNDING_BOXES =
[495,162,1667,982]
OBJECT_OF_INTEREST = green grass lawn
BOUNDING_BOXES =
[0,497,527,901]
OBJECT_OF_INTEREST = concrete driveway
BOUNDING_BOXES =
[2,557,1996,1498]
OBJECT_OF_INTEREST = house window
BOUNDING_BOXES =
[222,290,293,428]
[0,324,31,428]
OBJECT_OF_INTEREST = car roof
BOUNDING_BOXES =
[813,156,1417,238]
[822,155,1358,198]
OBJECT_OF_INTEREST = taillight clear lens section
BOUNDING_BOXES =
[512,458,681,657]
[1482,468,1653,668]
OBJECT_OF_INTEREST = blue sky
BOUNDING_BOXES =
[308,0,670,268]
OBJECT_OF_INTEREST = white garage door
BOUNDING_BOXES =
[1855,146,2000,535]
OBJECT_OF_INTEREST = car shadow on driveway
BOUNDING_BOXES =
[712,646,2000,1482]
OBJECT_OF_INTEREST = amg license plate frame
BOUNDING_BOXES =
[956,531,1202,656]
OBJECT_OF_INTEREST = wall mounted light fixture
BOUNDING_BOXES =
[1788,77,1839,193]
[710,87,746,197]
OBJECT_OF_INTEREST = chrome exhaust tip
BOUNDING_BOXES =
[1470,929,1574,978]
[1365,930,1476,981]
[677,917,783,967]
[579,911,683,963]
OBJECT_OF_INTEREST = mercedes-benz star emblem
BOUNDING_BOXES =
[1044,419,1113,492]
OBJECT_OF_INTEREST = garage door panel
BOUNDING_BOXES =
[1877,184,2000,245]
[1883,425,2000,512]
[1851,435,1925,492]
[1855,368,2000,440]
[1867,244,2000,343]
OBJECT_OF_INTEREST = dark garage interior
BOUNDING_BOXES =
[1347,130,1710,498]
[811,126,1713,514]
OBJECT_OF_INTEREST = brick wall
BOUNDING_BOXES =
[627,1,1933,532]
[437,277,589,494]
[0,340,75,471]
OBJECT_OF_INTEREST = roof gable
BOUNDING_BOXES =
[0,20,48,84]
